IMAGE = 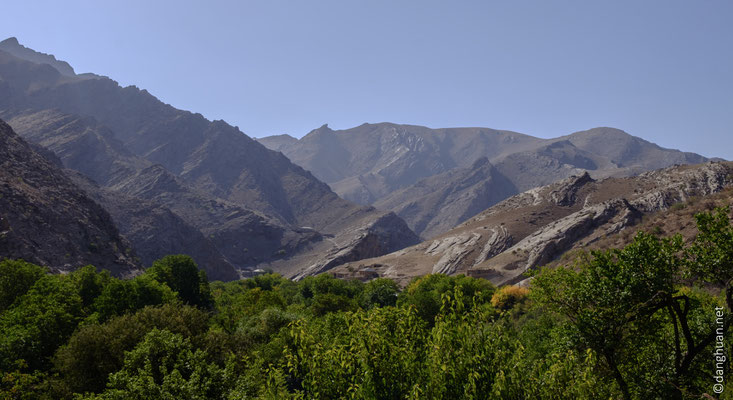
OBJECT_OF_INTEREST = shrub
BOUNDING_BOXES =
[490,285,529,311]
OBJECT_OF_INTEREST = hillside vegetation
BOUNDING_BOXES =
[1,206,732,399]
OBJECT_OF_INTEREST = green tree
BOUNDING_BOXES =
[54,304,210,394]
[533,226,732,399]
[398,274,495,325]
[360,278,400,309]
[0,259,46,312]
[92,274,176,322]
[147,255,213,309]
[69,265,111,311]
[687,206,733,310]
[93,329,224,400]
[0,275,83,371]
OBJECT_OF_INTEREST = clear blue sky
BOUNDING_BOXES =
[2,1,732,159]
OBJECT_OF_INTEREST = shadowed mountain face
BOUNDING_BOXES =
[332,161,733,286]
[0,120,140,276]
[260,122,712,239]
[374,157,518,239]
[0,39,419,279]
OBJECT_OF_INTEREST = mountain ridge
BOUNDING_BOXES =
[0,38,420,279]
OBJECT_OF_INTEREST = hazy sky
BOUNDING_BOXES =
[2,1,732,159]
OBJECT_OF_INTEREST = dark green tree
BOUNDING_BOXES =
[147,255,213,308]
[54,304,210,394]
[360,277,400,309]
[0,259,46,312]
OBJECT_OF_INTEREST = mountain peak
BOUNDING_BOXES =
[303,123,335,139]
[0,36,76,76]
[0,37,19,46]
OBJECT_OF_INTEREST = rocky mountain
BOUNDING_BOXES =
[0,119,140,276]
[331,161,733,285]
[261,124,709,202]
[262,123,541,205]
[260,123,713,240]
[0,38,419,279]
[0,37,76,77]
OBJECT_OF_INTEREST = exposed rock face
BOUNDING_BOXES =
[425,233,483,275]
[472,226,512,266]
[0,119,139,276]
[292,212,420,280]
[0,40,419,279]
[332,162,733,285]
[548,171,594,206]
[502,198,642,274]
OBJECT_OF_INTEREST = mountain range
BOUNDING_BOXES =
[259,122,712,238]
[0,36,724,282]
[0,37,418,279]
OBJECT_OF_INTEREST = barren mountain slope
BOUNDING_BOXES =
[0,47,382,230]
[332,162,733,285]
[368,135,709,239]
[260,124,711,207]
[542,185,733,270]
[374,157,518,238]
[3,109,298,276]
[0,119,140,276]
[0,41,419,278]
[261,123,541,204]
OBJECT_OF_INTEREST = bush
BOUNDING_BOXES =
[490,285,529,311]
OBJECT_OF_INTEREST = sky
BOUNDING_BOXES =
[2,0,732,159]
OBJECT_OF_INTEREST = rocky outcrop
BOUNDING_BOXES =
[472,226,512,266]
[426,233,482,274]
[292,212,419,279]
[331,162,733,286]
[548,171,594,206]
[628,163,731,212]
[0,119,140,276]
[492,199,641,283]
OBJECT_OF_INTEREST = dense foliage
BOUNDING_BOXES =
[1,208,732,399]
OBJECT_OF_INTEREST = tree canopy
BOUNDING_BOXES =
[1,209,732,399]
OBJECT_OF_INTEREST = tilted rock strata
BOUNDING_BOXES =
[332,162,733,285]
